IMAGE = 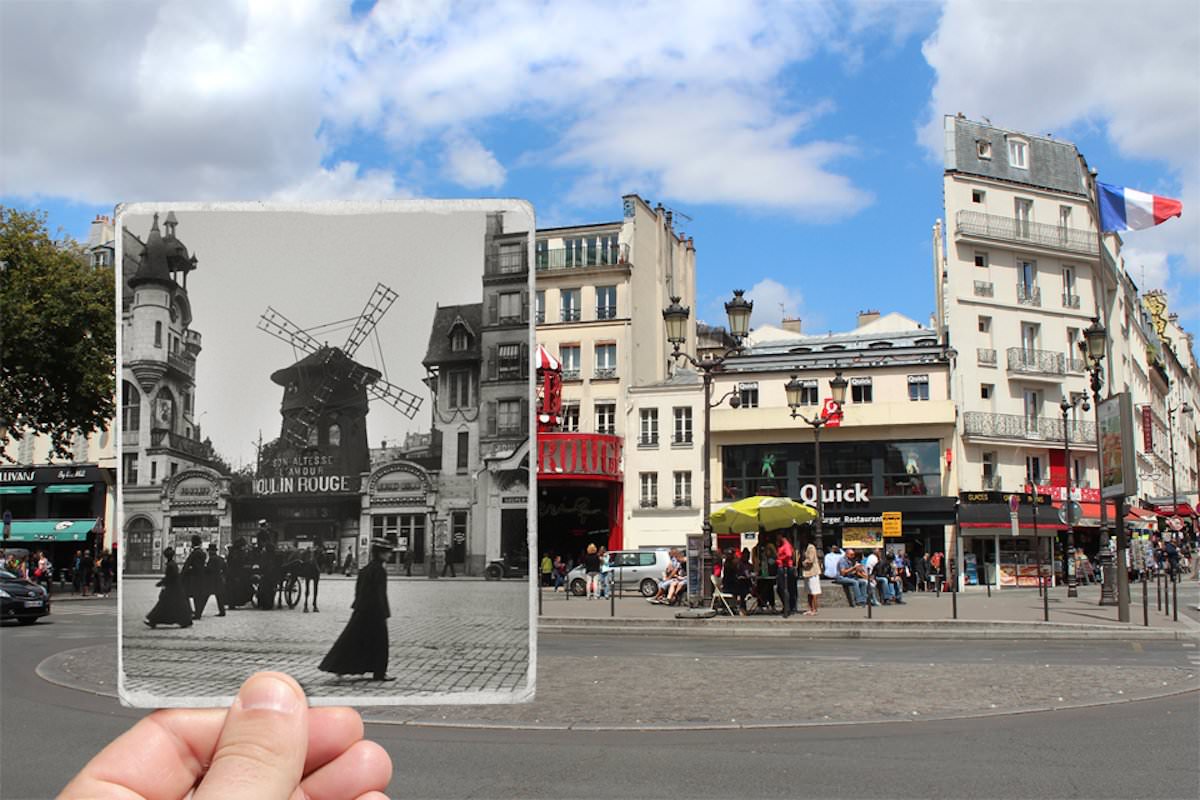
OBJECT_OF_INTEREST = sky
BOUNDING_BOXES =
[116,203,529,468]
[2,2,1198,349]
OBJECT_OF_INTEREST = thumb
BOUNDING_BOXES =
[193,672,308,800]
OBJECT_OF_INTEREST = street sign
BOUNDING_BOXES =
[820,398,843,427]
[1057,501,1083,526]
[882,511,902,537]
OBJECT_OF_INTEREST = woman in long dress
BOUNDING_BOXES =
[319,538,393,681]
[144,547,193,628]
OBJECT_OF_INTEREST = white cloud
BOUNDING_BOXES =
[745,278,805,325]
[270,161,408,201]
[441,133,506,189]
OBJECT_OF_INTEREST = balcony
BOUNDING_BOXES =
[593,367,617,380]
[963,411,1096,444]
[977,347,997,366]
[955,210,1098,256]
[536,244,629,272]
[1016,282,1041,306]
[167,351,195,376]
[1007,347,1065,377]
[981,474,1002,490]
[1062,293,1081,309]
[182,329,202,354]
[561,309,581,322]
[561,368,581,380]
[148,428,213,460]
[485,249,528,275]
[973,280,994,298]
[596,305,617,320]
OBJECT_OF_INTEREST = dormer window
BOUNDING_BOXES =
[976,140,992,160]
[1007,137,1028,169]
[451,328,469,351]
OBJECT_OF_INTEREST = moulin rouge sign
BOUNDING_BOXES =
[253,453,359,495]
[538,433,622,480]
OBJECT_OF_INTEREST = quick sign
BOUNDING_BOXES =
[798,482,869,505]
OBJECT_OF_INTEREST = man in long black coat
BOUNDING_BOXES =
[205,543,227,617]
[181,535,207,619]
[319,539,393,681]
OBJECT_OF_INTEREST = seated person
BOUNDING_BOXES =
[665,560,688,604]
[833,548,873,607]
[648,549,681,604]
[874,551,905,604]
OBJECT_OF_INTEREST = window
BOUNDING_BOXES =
[982,452,997,488]
[981,383,993,400]
[150,461,157,483]
[561,402,580,432]
[170,461,179,477]
[850,377,873,403]
[561,289,580,322]
[594,343,616,378]
[738,381,759,408]
[1062,266,1077,306]
[673,471,692,507]
[1025,455,1042,484]
[535,240,548,269]
[1023,389,1042,431]
[976,140,992,160]
[1021,322,1039,354]
[639,408,659,446]
[457,431,469,472]
[564,238,583,267]
[798,379,818,406]
[497,344,522,379]
[639,472,658,507]
[498,399,523,434]
[498,292,522,322]
[1018,259,1038,302]
[673,406,693,444]
[559,345,580,379]
[1059,205,1072,229]
[1008,138,1028,169]
[122,381,141,433]
[328,424,341,447]
[154,321,163,348]
[972,189,986,203]
[595,402,616,435]
[534,290,545,324]
[974,251,988,268]
[908,374,930,401]
[599,234,619,264]
[978,315,992,334]
[497,243,524,273]
[596,285,616,319]
[448,369,471,408]
[451,327,469,351]
[122,453,139,485]
[1015,198,1033,238]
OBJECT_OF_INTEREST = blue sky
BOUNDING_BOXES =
[3,0,1197,335]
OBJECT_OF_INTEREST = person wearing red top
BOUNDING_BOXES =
[775,532,795,618]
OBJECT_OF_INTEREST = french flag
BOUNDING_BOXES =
[1097,181,1183,232]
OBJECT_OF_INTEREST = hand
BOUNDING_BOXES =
[60,672,392,800]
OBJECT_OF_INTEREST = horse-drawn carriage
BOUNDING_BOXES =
[226,552,319,610]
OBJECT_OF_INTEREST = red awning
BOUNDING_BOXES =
[534,344,561,372]
[1154,503,1195,517]
[1126,507,1158,521]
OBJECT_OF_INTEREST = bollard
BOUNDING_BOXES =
[1164,571,1171,617]
[1143,572,1149,627]
[1173,573,1178,623]
[610,571,615,618]
[1156,572,1162,611]
[867,592,872,619]
[1043,573,1050,622]
[986,579,991,598]
[538,580,543,617]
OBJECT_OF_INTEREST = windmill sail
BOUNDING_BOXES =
[369,378,423,419]
[343,283,398,357]
[258,307,323,354]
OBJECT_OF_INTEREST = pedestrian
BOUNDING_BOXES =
[204,543,227,617]
[552,555,566,591]
[343,551,355,576]
[319,538,394,682]
[144,547,192,628]
[801,541,821,615]
[598,546,610,598]
[72,550,83,593]
[80,549,94,597]
[441,541,456,578]
[540,552,553,586]
[181,535,207,619]
[256,539,279,610]
[584,543,601,599]
[721,549,748,615]
[775,531,795,618]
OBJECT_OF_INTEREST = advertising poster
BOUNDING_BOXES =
[1099,393,1137,499]
[842,527,883,550]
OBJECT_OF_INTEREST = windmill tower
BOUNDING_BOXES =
[257,283,423,487]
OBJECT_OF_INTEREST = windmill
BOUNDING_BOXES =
[257,283,423,454]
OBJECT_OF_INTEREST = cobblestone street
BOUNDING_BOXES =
[120,577,531,705]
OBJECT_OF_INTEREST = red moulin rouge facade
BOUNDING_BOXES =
[536,432,624,551]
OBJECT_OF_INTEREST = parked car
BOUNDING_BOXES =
[0,568,50,624]
[484,554,529,581]
[566,549,676,597]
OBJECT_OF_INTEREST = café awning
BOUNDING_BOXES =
[45,484,93,494]
[2,519,100,542]
[0,486,35,495]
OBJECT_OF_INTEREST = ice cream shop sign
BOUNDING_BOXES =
[538,433,622,481]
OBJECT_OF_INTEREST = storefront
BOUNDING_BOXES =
[536,432,622,561]
[958,490,1066,588]
[362,461,435,573]
[0,465,110,571]
[720,440,954,556]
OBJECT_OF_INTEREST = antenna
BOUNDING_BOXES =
[664,206,693,224]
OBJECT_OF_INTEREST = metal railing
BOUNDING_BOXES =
[956,211,1098,255]
[963,411,1096,443]
[536,243,629,271]
[974,280,994,297]
[486,250,528,275]
[639,497,657,508]
[1016,282,1042,306]
[561,308,581,322]
[593,367,617,379]
[977,347,997,366]
[167,351,195,374]
[1062,293,1081,309]
[148,428,212,459]
[1066,356,1088,373]
[561,368,581,380]
[596,305,617,320]
[673,496,692,507]
[981,474,1002,490]
[1007,347,1065,376]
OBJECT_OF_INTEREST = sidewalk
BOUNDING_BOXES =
[536,582,1200,640]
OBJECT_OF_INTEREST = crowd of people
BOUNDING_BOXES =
[2,547,116,597]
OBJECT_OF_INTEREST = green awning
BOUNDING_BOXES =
[44,484,93,494]
[2,519,99,542]
[0,486,35,495]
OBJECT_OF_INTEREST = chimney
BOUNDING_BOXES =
[857,309,881,328]
[87,214,113,249]
[781,317,802,334]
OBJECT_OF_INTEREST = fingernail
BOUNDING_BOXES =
[238,674,300,714]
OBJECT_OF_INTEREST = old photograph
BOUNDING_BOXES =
[116,201,536,707]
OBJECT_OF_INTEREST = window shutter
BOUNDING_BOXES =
[520,343,529,378]
[521,396,529,433]
[488,346,497,380]
[521,290,529,322]
[486,401,497,436]
[488,293,498,325]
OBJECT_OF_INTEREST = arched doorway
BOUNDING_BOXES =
[125,517,155,573]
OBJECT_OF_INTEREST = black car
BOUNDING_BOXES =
[1,568,50,624]
[484,554,530,581]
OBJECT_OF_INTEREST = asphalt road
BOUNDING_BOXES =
[3,597,1198,799]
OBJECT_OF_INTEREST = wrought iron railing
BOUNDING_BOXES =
[963,411,1096,443]
[1016,282,1042,306]
[148,428,212,459]
[561,308,581,322]
[486,249,528,275]
[596,305,617,320]
[981,474,1002,490]
[956,211,1098,255]
[639,497,657,508]
[1066,356,1088,373]
[974,280,994,297]
[535,244,629,271]
[1007,347,1065,376]
[1062,293,1081,309]
[593,367,617,379]
[977,347,997,366]
[561,368,581,380]
[673,496,692,507]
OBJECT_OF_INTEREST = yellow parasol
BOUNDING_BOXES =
[709,495,817,534]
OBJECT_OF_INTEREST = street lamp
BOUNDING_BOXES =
[785,371,848,555]
[1166,397,1192,541]
[663,291,752,588]
[1060,394,1090,598]
[1078,317,1118,607]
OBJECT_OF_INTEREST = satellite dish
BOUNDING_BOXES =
[1058,501,1083,526]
